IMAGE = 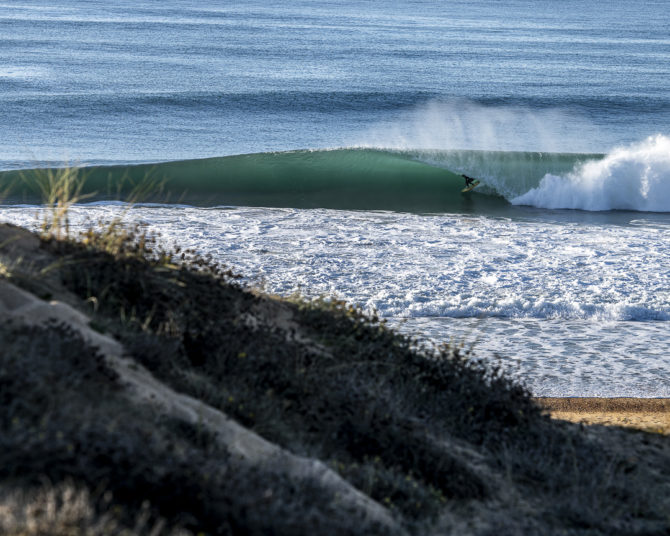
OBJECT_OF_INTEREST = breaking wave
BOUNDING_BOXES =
[512,135,670,212]
[2,137,667,213]
[0,148,592,213]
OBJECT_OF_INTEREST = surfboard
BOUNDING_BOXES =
[461,180,480,193]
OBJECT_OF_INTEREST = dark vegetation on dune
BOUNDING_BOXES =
[1,221,669,535]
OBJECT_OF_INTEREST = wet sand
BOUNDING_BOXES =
[535,398,670,434]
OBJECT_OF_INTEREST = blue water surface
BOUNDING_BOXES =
[0,0,668,166]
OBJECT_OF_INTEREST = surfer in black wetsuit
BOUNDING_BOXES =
[462,174,477,188]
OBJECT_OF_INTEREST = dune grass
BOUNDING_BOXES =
[9,223,663,534]
[33,165,92,240]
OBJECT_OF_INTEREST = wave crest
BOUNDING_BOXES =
[512,135,670,212]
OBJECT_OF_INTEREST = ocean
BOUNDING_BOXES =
[1,0,669,396]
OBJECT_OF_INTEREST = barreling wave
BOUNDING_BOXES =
[3,139,666,213]
[0,148,605,213]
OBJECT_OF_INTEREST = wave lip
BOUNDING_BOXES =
[512,135,670,212]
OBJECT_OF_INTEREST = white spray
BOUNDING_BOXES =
[512,135,670,212]
[358,99,603,153]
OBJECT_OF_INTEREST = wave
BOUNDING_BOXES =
[0,148,601,213]
[4,137,668,213]
[512,135,670,212]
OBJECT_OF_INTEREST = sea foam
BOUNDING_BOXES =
[512,135,670,212]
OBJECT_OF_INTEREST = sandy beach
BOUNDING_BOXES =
[536,397,670,434]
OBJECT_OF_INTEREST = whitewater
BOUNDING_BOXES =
[513,135,670,212]
[1,0,669,396]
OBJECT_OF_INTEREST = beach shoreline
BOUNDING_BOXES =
[535,397,670,434]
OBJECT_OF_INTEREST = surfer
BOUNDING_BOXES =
[462,174,477,188]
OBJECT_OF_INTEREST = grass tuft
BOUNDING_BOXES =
[29,165,92,240]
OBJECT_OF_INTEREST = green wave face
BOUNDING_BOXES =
[0,149,602,213]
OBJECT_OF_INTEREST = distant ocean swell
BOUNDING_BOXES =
[1,136,668,213]
[5,92,668,114]
[0,91,442,114]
